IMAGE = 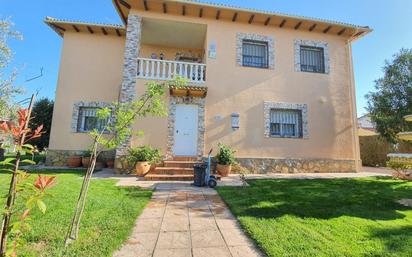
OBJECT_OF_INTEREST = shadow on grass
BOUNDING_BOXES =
[371,225,412,254]
[218,178,412,221]
[0,168,86,177]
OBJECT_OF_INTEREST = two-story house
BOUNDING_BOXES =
[45,0,371,177]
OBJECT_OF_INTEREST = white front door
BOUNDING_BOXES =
[173,104,198,156]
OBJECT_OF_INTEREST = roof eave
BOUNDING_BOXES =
[44,16,125,37]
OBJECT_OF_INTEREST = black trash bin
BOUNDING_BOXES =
[193,163,207,187]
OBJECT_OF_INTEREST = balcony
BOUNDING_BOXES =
[137,58,206,84]
[136,17,207,84]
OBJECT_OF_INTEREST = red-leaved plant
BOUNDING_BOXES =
[0,108,56,257]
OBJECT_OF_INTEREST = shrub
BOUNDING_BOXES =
[126,145,161,165]
[215,143,236,165]
[359,136,394,166]
[387,159,412,180]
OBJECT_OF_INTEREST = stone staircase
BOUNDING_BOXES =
[144,156,201,181]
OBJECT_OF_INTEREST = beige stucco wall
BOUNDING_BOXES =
[49,9,360,165]
[140,44,204,61]
[48,32,125,150]
[130,10,359,162]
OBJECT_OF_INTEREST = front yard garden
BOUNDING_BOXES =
[217,178,412,257]
[0,169,151,257]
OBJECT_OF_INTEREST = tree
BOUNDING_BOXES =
[366,48,412,143]
[0,18,23,120]
[64,77,188,246]
[29,98,54,150]
[0,101,55,257]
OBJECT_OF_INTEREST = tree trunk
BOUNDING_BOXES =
[0,153,21,256]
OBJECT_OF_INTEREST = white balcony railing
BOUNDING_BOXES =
[137,58,206,84]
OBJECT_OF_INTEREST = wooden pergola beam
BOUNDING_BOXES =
[264,17,271,26]
[337,28,346,35]
[143,0,148,11]
[232,12,238,22]
[87,26,94,34]
[52,24,66,33]
[115,29,121,37]
[353,31,364,37]
[216,10,220,20]
[182,5,186,16]
[72,25,80,32]
[248,14,255,24]
[294,21,302,30]
[323,25,332,34]
[279,19,286,28]
[119,0,131,9]
[199,8,203,18]
[101,27,108,35]
[162,3,167,13]
[309,24,317,31]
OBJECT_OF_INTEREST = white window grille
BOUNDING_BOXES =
[77,107,108,132]
[242,40,269,68]
[270,109,303,138]
[300,46,325,73]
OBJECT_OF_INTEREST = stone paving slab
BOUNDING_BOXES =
[113,186,265,257]
[88,167,393,189]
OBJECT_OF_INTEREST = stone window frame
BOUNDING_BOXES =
[264,101,309,139]
[71,101,112,133]
[294,39,330,74]
[166,96,206,159]
[236,32,275,69]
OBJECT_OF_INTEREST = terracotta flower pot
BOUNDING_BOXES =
[67,156,82,168]
[135,161,151,176]
[95,161,105,170]
[81,157,91,168]
[217,164,232,177]
[106,159,114,169]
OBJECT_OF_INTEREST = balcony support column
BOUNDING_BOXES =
[115,14,142,165]
[119,14,142,103]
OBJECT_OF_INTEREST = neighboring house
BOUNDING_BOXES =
[358,114,378,136]
[45,0,371,174]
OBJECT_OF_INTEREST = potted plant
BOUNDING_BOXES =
[126,145,161,176]
[67,155,82,168]
[106,159,115,169]
[215,143,236,177]
[81,150,92,168]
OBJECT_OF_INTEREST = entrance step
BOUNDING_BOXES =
[144,157,203,181]
[144,174,194,181]
[152,167,194,175]
[164,160,200,168]
[173,156,199,161]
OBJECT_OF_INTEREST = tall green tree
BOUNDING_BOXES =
[366,48,412,143]
[29,98,54,150]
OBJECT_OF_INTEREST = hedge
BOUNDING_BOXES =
[360,136,412,167]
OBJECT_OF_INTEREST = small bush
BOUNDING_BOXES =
[359,136,394,166]
[215,143,236,165]
[126,145,161,165]
[387,159,412,180]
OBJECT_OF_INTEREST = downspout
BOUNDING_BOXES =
[347,31,361,172]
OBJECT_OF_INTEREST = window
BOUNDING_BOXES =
[77,107,108,132]
[270,109,303,138]
[242,40,269,68]
[300,46,325,73]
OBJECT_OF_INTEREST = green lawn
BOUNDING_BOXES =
[0,170,151,257]
[217,178,412,257]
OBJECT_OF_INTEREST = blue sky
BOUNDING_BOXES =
[2,0,412,116]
